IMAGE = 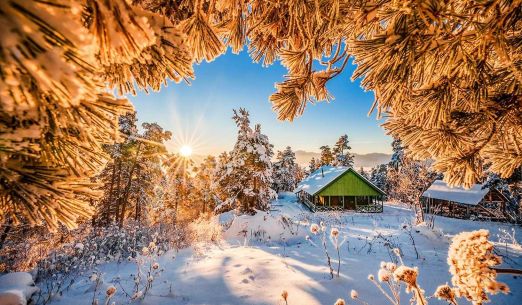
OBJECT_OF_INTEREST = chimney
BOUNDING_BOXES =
[321,167,324,178]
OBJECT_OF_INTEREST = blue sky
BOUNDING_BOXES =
[129,50,392,156]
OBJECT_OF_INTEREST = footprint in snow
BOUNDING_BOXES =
[241,279,249,284]
[241,267,253,274]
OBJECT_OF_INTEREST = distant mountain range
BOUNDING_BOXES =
[294,150,391,169]
[189,150,391,169]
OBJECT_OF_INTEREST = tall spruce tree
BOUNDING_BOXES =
[319,145,334,166]
[333,134,355,167]
[308,157,318,173]
[214,109,275,214]
[272,147,299,192]
[193,156,218,214]
[370,164,389,194]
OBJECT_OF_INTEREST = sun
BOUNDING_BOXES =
[179,145,192,157]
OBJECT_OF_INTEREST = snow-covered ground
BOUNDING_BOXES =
[11,192,522,305]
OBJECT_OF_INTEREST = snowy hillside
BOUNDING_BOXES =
[16,193,521,305]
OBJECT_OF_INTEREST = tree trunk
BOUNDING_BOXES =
[114,158,123,224]
[414,198,425,224]
[105,159,117,224]
[134,166,142,222]
[119,143,142,227]
[0,218,13,251]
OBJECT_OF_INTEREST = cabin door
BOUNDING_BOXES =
[344,196,356,210]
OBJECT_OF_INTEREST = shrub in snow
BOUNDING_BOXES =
[330,228,341,277]
[448,230,509,305]
[188,214,223,251]
[0,272,39,305]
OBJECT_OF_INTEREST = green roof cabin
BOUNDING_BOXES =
[294,166,386,213]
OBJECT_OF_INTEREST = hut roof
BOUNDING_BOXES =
[294,166,385,196]
[421,180,489,206]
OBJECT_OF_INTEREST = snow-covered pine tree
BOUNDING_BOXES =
[193,156,218,214]
[333,135,355,167]
[162,153,195,224]
[387,139,438,223]
[370,164,389,194]
[389,139,405,170]
[214,109,276,214]
[272,147,299,192]
[358,167,369,180]
[319,145,334,166]
[308,157,318,173]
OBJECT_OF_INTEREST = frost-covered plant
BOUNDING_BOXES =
[393,266,426,305]
[497,227,522,252]
[131,241,164,300]
[188,214,223,256]
[90,272,102,305]
[448,230,509,305]
[366,262,401,305]
[434,284,458,305]
[330,228,341,277]
[281,290,288,305]
[310,223,334,279]
[104,285,117,305]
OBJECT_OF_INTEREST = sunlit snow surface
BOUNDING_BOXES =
[44,193,522,305]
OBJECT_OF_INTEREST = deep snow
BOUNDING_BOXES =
[6,192,522,305]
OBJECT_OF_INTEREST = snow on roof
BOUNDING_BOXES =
[421,180,489,206]
[294,166,349,195]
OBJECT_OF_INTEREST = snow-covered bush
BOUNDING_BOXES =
[188,214,223,255]
[189,214,223,245]
[36,223,169,279]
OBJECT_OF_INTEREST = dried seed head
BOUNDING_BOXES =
[434,284,457,304]
[334,298,346,305]
[330,228,339,238]
[310,223,320,234]
[350,289,359,299]
[281,290,288,301]
[393,266,418,289]
[106,285,116,296]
